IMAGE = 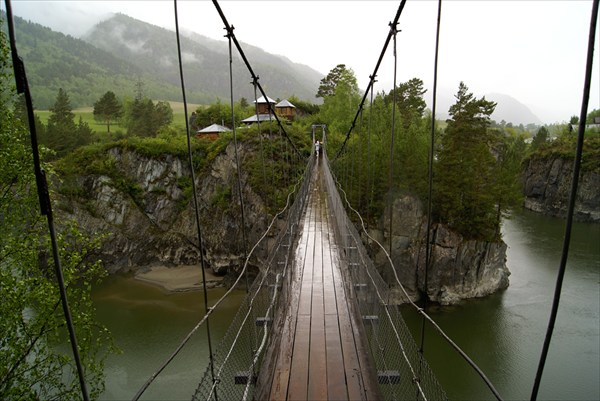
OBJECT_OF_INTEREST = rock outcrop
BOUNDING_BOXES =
[522,157,599,222]
[56,143,272,278]
[366,193,510,305]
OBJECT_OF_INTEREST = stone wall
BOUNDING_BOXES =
[366,193,509,305]
[56,143,272,277]
[522,157,599,222]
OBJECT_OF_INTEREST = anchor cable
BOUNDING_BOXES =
[530,0,598,399]
[212,0,303,160]
[420,0,443,356]
[132,2,219,400]
[3,2,90,400]
[333,0,407,161]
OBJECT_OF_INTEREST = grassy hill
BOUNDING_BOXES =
[35,101,200,134]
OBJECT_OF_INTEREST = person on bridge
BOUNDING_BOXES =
[315,140,321,157]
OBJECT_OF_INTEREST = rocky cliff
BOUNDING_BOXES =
[366,193,510,305]
[56,142,273,278]
[522,157,600,222]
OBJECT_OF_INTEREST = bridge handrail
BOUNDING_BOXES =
[134,155,314,401]
[321,156,446,400]
[324,156,503,401]
[191,154,316,401]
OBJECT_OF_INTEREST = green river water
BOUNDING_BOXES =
[94,210,599,400]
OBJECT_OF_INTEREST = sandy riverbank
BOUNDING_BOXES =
[134,265,224,292]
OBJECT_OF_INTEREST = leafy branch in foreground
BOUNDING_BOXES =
[1,22,115,400]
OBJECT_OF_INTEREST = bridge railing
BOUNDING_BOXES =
[191,154,315,401]
[322,155,447,401]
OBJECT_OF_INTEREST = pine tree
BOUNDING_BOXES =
[93,91,123,133]
[434,82,498,240]
[47,88,75,128]
[316,64,358,99]
[385,77,427,129]
[531,126,549,149]
[42,88,78,158]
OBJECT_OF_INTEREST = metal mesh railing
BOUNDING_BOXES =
[191,155,315,401]
[322,155,447,401]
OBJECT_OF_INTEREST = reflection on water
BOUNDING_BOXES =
[94,210,599,400]
[93,276,246,401]
[402,210,599,400]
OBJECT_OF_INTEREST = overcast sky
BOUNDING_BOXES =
[5,0,600,124]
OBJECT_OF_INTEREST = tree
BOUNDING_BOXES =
[0,25,113,400]
[40,88,92,159]
[48,88,75,128]
[124,97,173,137]
[434,82,499,240]
[587,108,600,123]
[13,93,46,140]
[153,100,173,128]
[318,66,360,140]
[531,126,549,149]
[316,64,358,99]
[385,77,427,129]
[491,131,526,236]
[93,91,123,133]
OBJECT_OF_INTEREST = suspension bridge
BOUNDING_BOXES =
[4,0,598,399]
[188,151,447,401]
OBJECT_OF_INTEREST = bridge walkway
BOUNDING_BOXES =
[256,159,381,400]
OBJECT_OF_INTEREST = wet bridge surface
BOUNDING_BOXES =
[257,160,381,400]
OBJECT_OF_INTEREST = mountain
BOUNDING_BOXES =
[83,14,322,104]
[4,12,323,109]
[432,90,542,126]
[485,93,542,126]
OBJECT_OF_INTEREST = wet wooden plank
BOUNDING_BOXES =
[325,314,348,400]
[267,312,297,400]
[307,272,326,399]
[260,161,382,400]
[287,314,311,400]
[335,271,367,399]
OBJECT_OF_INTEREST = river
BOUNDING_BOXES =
[94,209,599,400]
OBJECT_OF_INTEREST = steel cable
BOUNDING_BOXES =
[134,167,306,401]
[530,0,598,399]
[211,0,303,160]
[4,2,90,400]
[330,164,503,401]
[333,0,408,161]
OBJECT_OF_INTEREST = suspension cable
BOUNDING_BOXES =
[330,166,428,400]
[134,170,305,401]
[420,0,443,355]
[366,75,376,220]
[333,0,407,162]
[172,1,218,400]
[388,22,399,256]
[252,79,268,207]
[530,0,598,399]
[225,29,251,295]
[211,0,303,160]
[132,3,220,400]
[331,168,503,401]
[4,2,90,400]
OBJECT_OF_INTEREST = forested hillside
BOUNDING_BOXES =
[3,12,322,109]
[84,14,321,104]
[5,12,180,108]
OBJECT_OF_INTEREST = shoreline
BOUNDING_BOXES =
[134,265,224,293]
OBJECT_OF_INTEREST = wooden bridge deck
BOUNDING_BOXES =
[257,161,380,400]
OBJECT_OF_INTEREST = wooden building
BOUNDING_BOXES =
[275,99,296,121]
[196,123,231,140]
